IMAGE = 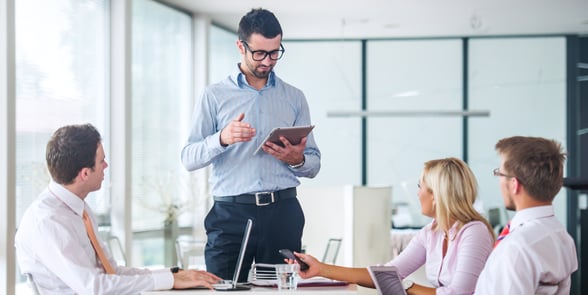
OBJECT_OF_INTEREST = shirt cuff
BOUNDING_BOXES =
[151,268,174,290]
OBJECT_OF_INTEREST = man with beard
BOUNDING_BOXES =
[181,8,321,282]
[474,136,577,294]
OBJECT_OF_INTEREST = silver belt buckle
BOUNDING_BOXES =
[255,192,275,206]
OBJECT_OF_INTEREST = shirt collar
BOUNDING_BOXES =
[48,180,86,217]
[430,219,460,240]
[509,205,554,232]
[231,63,276,89]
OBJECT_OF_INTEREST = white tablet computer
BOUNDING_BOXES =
[253,125,315,155]
[367,265,407,295]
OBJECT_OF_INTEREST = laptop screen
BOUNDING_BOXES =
[231,219,252,287]
[367,265,407,295]
[214,219,253,291]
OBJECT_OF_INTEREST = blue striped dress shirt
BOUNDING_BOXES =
[181,66,321,196]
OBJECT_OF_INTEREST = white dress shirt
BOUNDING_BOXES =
[475,205,577,295]
[15,181,173,295]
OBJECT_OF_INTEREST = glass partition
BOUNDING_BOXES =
[279,41,363,186]
[468,37,567,224]
[366,40,463,227]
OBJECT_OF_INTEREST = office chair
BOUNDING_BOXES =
[487,207,504,235]
[322,238,342,264]
[106,235,127,266]
[24,273,41,295]
[175,236,206,270]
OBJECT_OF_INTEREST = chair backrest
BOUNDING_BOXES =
[24,273,41,295]
[106,235,127,266]
[322,238,342,264]
[487,207,502,228]
[175,237,206,270]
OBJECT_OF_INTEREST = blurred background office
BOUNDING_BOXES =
[1,0,587,294]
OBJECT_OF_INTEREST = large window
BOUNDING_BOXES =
[15,0,109,282]
[131,0,193,266]
[15,0,109,230]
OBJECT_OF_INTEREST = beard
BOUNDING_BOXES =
[503,190,516,211]
[504,201,516,211]
[244,59,273,79]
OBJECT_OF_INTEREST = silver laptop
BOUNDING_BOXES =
[214,219,253,291]
[367,265,407,295]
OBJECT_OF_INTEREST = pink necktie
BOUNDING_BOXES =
[82,211,115,274]
[494,222,511,248]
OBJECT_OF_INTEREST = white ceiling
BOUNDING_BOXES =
[162,0,588,39]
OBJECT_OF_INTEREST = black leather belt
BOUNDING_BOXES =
[214,187,297,206]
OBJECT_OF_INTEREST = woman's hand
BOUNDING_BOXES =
[292,252,322,279]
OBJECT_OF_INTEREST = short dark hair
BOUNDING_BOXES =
[46,124,102,185]
[495,136,566,202]
[238,8,282,42]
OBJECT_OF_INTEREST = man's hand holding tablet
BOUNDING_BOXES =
[253,125,315,155]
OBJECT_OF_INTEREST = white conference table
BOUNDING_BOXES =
[141,284,357,295]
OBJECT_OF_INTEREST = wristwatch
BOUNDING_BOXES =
[289,156,305,169]
[402,279,414,290]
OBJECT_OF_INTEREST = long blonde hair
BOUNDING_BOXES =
[421,157,495,239]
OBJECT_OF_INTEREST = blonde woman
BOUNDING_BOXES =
[293,158,495,295]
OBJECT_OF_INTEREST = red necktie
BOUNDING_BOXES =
[83,211,116,274]
[494,222,511,248]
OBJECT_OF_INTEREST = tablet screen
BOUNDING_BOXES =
[253,125,314,155]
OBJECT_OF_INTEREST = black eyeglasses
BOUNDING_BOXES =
[493,168,514,178]
[241,40,285,61]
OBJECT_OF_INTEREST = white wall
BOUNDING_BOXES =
[298,185,392,295]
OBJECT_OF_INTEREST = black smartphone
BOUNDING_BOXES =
[278,249,309,271]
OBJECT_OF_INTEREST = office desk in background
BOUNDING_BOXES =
[142,285,357,295]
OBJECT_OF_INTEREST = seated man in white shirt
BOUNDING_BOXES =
[15,123,221,294]
[474,136,578,294]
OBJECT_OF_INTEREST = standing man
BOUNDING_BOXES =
[181,8,321,281]
[475,136,578,294]
[15,124,220,294]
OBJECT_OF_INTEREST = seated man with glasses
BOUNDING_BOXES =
[475,136,578,294]
[181,8,321,282]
